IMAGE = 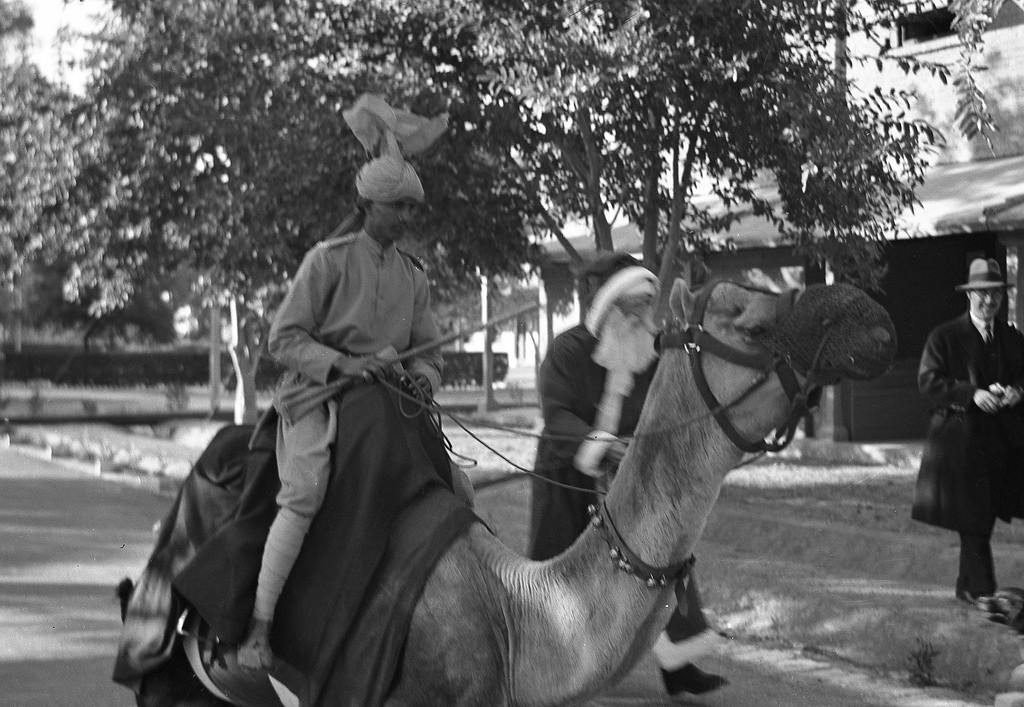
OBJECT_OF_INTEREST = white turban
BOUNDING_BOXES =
[342,93,449,204]
[356,155,424,203]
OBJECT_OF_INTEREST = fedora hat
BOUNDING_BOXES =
[955,258,1011,291]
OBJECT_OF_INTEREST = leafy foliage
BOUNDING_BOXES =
[21,261,178,348]
[476,0,942,288]
[0,0,78,287]
[7,0,1006,394]
[949,0,1002,148]
[55,0,540,318]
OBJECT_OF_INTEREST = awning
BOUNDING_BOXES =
[538,153,1024,262]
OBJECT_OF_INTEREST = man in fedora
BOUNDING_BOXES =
[913,257,1024,606]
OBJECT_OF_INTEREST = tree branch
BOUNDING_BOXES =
[577,105,612,250]
[509,158,582,265]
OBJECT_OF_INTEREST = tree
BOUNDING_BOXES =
[949,0,1004,148]
[22,261,179,349]
[48,0,542,422]
[469,0,955,294]
[35,0,1004,421]
[1,0,78,287]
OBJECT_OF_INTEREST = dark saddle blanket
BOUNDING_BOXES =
[113,384,477,706]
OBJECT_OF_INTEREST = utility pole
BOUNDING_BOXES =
[477,274,497,413]
[11,277,23,353]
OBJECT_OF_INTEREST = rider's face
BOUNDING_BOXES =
[364,199,420,246]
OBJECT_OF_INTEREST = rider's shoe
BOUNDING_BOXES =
[237,618,274,670]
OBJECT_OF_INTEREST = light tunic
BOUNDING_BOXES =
[266,228,443,518]
[268,230,443,397]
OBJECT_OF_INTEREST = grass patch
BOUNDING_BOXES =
[907,637,940,686]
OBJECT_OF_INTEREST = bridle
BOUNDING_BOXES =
[655,279,825,453]
[591,279,831,604]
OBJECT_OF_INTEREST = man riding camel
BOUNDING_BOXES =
[238,94,448,669]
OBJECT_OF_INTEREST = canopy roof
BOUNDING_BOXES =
[540,154,1024,263]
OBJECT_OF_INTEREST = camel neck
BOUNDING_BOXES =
[605,353,740,573]
[511,353,741,703]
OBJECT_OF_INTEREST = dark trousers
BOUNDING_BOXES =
[665,575,709,641]
[957,521,996,597]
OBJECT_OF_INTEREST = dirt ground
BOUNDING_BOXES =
[9,402,1024,703]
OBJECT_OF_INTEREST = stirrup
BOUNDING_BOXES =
[177,609,235,703]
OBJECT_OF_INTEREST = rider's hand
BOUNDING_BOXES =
[973,388,1002,414]
[332,355,388,382]
[410,373,432,398]
[399,373,432,401]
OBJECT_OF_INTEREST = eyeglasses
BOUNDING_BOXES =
[969,290,1004,301]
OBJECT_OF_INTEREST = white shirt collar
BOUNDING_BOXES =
[970,312,994,338]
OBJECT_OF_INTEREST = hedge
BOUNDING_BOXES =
[0,347,507,389]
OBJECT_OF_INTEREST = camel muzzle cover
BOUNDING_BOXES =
[769,283,897,383]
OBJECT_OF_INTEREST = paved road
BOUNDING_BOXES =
[0,446,162,706]
[0,445,984,707]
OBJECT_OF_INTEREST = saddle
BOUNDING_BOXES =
[113,384,478,707]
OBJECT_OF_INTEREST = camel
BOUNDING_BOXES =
[117,275,895,706]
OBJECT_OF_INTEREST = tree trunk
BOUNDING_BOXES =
[641,106,662,269]
[228,299,259,424]
[654,122,699,325]
[477,274,497,413]
[577,107,613,251]
[11,279,22,353]
[208,306,223,415]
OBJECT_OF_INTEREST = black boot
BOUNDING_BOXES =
[662,663,729,696]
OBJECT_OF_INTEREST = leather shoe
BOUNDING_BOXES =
[662,664,729,696]
[956,589,995,610]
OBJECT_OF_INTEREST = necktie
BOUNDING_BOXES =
[982,324,992,343]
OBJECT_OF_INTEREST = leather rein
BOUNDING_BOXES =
[655,279,825,454]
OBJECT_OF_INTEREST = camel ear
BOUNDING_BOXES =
[668,278,697,325]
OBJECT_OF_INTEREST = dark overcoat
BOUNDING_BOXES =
[912,313,1024,533]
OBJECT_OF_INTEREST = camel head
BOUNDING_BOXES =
[664,277,896,452]
[769,282,897,382]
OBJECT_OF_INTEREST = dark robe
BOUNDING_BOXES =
[115,384,476,707]
[912,313,1024,533]
[528,323,656,560]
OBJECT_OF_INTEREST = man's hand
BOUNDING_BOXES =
[410,373,432,398]
[400,373,432,401]
[1000,386,1023,408]
[974,388,1003,414]
[332,355,390,382]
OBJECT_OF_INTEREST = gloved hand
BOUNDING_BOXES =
[573,430,618,478]
[603,438,628,470]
